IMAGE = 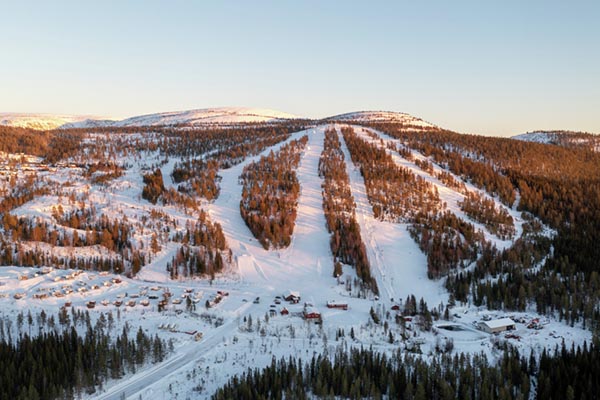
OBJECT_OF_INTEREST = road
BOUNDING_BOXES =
[92,301,253,400]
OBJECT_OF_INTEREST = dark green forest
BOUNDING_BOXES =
[214,343,600,400]
[0,320,168,400]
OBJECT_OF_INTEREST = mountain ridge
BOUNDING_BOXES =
[0,108,437,130]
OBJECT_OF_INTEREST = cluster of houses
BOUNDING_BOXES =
[275,290,349,321]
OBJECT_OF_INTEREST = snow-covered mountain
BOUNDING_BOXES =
[325,111,436,128]
[1,108,438,130]
[63,107,300,128]
[0,113,112,131]
[512,130,600,152]
[511,131,557,144]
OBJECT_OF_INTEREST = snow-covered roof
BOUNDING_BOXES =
[284,290,300,298]
[304,306,320,315]
[481,318,515,329]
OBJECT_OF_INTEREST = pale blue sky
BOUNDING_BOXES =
[1,1,598,136]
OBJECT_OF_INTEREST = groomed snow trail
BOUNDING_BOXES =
[337,125,447,307]
[207,126,336,300]
[354,126,525,249]
[126,125,374,399]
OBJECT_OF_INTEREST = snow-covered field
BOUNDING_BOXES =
[0,122,591,399]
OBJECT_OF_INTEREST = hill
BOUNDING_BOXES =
[325,110,436,128]
[0,113,113,130]
[0,111,598,399]
[512,130,600,151]
[62,107,300,128]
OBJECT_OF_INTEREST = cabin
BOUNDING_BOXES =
[327,300,348,310]
[304,306,321,320]
[86,301,96,309]
[280,307,289,315]
[284,290,301,303]
[477,318,516,334]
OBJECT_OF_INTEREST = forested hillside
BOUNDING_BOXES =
[0,116,598,399]
[364,122,600,330]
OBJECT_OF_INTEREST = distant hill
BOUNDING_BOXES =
[0,113,113,131]
[324,110,436,128]
[1,108,439,130]
[62,107,300,128]
[512,130,600,151]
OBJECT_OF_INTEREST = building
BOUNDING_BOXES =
[304,306,321,320]
[477,318,516,334]
[326,300,348,310]
[284,290,301,303]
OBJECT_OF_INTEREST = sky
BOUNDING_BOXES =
[1,0,598,136]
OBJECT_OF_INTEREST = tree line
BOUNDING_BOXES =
[0,316,169,400]
[318,128,377,292]
[239,136,308,249]
[341,127,441,222]
[367,122,600,330]
[213,340,600,400]
[168,210,230,279]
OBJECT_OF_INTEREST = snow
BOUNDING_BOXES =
[336,125,447,306]
[326,111,436,128]
[1,108,437,131]
[0,121,592,399]
[63,107,300,128]
[481,317,515,329]
[512,131,557,144]
[353,126,527,249]
[0,113,115,130]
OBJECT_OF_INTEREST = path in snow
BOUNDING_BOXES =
[355,127,525,250]
[337,126,447,307]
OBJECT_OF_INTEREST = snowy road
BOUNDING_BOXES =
[92,301,254,400]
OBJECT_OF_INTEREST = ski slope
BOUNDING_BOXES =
[0,122,590,399]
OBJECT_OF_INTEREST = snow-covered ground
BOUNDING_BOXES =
[352,126,527,249]
[336,127,447,307]
[511,131,557,144]
[0,123,591,399]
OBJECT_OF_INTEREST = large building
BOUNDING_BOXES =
[477,318,516,334]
